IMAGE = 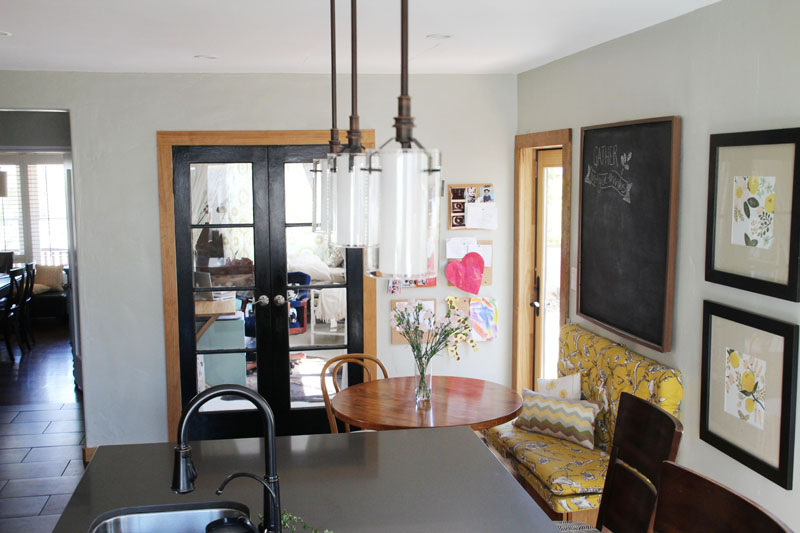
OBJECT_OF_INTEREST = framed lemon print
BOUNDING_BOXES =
[700,300,798,489]
[705,128,800,301]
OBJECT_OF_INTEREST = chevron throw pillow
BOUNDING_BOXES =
[513,390,599,450]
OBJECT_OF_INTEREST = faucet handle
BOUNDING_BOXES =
[216,472,280,533]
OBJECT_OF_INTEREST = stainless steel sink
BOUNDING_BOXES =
[88,501,252,533]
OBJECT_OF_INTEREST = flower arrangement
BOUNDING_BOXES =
[389,299,471,407]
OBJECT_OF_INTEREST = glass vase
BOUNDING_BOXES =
[414,355,433,409]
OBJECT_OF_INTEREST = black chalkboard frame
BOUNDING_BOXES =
[577,116,681,352]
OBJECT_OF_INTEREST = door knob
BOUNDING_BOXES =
[273,294,286,307]
[255,295,270,307]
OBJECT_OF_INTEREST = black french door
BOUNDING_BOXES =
[173,144,363,439]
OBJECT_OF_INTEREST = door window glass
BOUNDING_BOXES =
[190,163,253,224]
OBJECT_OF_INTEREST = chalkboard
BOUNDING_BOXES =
[577,117,681,352]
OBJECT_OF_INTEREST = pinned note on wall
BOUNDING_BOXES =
[445,238,493,285]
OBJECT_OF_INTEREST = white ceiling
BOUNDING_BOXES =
[0,0,718,75]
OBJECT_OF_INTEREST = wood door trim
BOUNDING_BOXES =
[157,130,377,439]
[512,129,572,392]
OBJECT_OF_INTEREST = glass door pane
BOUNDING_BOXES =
[282,160,357,414]
[541,163,563,379]
[189,162,258,413]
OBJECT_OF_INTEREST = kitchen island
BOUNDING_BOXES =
[57,426,557,532]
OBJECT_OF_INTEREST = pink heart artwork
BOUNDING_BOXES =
[445,252,485,295]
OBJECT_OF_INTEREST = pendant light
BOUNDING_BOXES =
[311,0,341,237]
[328,0,380,248]
[365,0,441,278]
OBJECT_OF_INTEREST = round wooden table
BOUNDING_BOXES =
[330,376,522,431]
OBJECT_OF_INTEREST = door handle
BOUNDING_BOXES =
[531,274,541,317]
[273,294,286,307]
[255,295,270,307]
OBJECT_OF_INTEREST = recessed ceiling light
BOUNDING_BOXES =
[193,54,218,60]
[425,34,451,40]
[0,31,12,37]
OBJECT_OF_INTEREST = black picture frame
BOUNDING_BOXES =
[705,128,800,301]
[700,300,798,489]
[577,116,681,352]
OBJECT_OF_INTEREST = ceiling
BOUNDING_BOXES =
[0,0,718,75]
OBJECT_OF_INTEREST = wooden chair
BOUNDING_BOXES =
[321,353,388,433]
[1,267,26,358]
[653,461,791,533]
[557,392,683,533]
[18,263,36,349]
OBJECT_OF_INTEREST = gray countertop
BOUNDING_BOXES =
[56,426,558,532]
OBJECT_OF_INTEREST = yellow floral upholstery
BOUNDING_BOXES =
[486,422,606,513]
[558,323,683,451]
[486,323,683,514]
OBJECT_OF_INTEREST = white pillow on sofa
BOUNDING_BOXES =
[537,373,581,400]
[35,264,65,292]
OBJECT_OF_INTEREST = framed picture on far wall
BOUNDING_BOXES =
[700,300,799,489]
[705,128,800,301]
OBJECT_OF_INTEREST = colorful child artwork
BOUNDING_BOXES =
[469,297,498,342]
[724,347,766,430]
[445,296,478,359]
[731,175,776,249]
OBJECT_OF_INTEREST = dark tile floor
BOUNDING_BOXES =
[0,323,83,533]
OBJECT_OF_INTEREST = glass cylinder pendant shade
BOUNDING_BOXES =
[311,155,335,235]
[329,150,380,248]
[365,148,441,278]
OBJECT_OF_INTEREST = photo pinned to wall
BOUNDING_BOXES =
[705,127,800,301]
[390,299,436,345]
[701,300,799,489]
[449,183,497,229]
[387,276,438,295]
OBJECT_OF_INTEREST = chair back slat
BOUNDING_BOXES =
[0,252,13,274]
[596,392,683,531]
[612,392,683,487]
[598,459,657,533]
[321,354,388,433]
[7,267,25,309]
[654,461,791,533]
[23,263,36,303]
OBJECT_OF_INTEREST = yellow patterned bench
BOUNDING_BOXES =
[485,323,683,520]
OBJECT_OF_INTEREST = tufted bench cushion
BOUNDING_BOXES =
[486,323,683,516]
[486,421,607,513]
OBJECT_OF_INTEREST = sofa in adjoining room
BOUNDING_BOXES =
[30,264,69,322]
[485,323,683,522]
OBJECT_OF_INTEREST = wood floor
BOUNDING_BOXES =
[0,323,83,533]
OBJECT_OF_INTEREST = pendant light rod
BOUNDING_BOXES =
[328,0,340,152]
[393,0,414,149]
[346,0,363,153]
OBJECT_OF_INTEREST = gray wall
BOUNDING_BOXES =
[517,0,800,527]
[0,71,517,446]
[0,110,71,150]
